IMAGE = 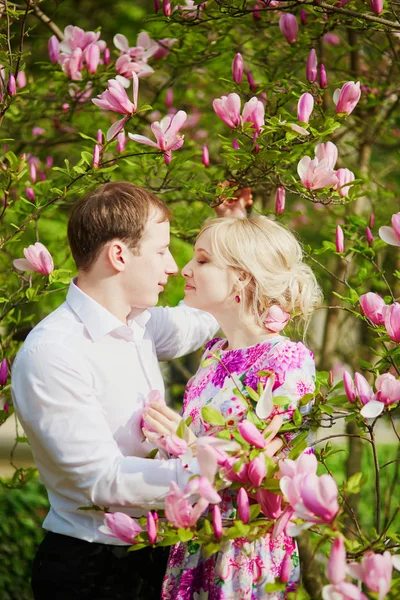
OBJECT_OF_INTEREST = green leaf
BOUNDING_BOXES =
[262,479,281,492]
[25,287,37,301]
[292,409,303,427]
[177,528,194,542]
[245,385,259,402]
[216,429,231,440]
[176,419,187,439]
[265,582,286,593]
[249,504,261,521]
[273,396,289,407]
[201,406,226,426]
[226,520,250,539]
[288,438,308,460]
[346,472,365,495]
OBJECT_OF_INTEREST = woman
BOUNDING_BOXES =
[143,215,322,599]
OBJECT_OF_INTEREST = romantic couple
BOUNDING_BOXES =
[11,181,322,600]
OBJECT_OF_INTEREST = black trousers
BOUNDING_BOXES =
[31,531,170,600]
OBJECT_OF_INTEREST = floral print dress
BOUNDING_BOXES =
[161,335,316,600]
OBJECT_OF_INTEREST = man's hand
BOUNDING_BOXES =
[214,182,253,218]
[142,402,197,448]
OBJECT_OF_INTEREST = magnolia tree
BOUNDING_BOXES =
[0,0,399,598]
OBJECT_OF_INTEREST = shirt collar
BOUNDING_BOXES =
[66,279,151,343]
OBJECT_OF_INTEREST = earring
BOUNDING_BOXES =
[235,295,241,303]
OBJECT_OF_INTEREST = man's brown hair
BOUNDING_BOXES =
[67,181,172,271]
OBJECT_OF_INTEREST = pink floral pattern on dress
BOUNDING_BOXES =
[162,335,316,600]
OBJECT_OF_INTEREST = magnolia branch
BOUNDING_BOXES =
[30,1,64,39]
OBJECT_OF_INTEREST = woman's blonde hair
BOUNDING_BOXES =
[198,216,323,330]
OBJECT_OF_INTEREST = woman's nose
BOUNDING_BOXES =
[181,262,193,278]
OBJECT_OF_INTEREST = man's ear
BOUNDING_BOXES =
[106,240,127,272]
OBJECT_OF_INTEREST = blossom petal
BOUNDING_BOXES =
[128,133,159,148]
[379,226,400,247]
[107,117,129,141]
[360,400,384,418]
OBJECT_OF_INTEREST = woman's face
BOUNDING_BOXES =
[181,228,234,314]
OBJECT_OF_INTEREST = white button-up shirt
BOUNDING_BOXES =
[11,280,219,543]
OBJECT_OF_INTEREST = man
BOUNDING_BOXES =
[11,181,242,600]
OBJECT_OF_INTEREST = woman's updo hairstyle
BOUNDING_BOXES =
[198,216,323,330]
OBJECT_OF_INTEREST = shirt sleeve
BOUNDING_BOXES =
[147,302,220,361]
[268,340,316,420]
[11,344,195,510]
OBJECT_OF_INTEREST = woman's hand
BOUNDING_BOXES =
[263,414,284,460]
[142,402,197,449]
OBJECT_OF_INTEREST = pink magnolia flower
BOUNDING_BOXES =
[319,64,327,88]
[128,110,187,165]
[163,0,172,15]
[17,70,26,89]
[382,303,400,342]
[355,372,374,405]
[280,552,292,583]
[322,582,368,600]
[92,76,138,115]
[247,71,256,91]
[0,359,7,386]
[232,53,244,84]
[99,512,142,543]
[25,187,35,202]
[379,212,400,247]
[333,81,361,116]
[165,482,210,528]
[48,35,60,63]
[248,454,267,487]
[375,373,400,405]
[92,144,101,169]
[58,47,83,80]
[84,43,101,74]
[60,25,106,54]
[238,420,266,449]
[116,131,126,153]
[241,97,265,133]
[114,32,159,78]
[306,49,317,83]
[280,472,339,531]
[279,451,319,479]
[202,144,210,167]
[326,537,347,585]
[279,14,298,44]
[348,551,393,600]
[370,0,383,14]
[275,186,285,215]
[366,226,374,246]
[359,292,386,325]
[237,488,250,523]
[323,33,341,46]
[7,74,16,96]
[264,305,290,332]
[256,488,283,519]
[13,242,54,275]
[343,371,356,403]
[297,156,338,190]
[336,225,344,253]
[213,504,223,540]
[297,93,314,124]
[147,512,157,544]
[300,9,307,25]
[315,142,338,170]
[213,93,241,128]
[334,168,355,197]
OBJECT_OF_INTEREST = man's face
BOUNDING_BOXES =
[123,210,178,310]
